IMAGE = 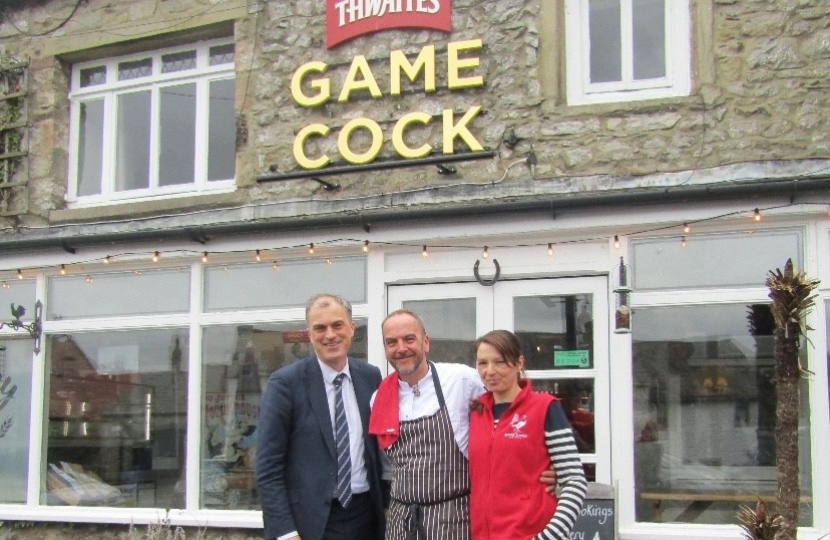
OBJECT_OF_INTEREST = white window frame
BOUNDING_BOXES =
[564,0,691,106]
[67,39,237,207]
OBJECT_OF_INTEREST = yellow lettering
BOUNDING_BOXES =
[338,118,383,164]
[291,61,331,107]
[338,55,383,103]
[447,39,483,90]
[442,106,483,153]
[390,46,436,97]
[392,112,433,158]
[294,124,331,169]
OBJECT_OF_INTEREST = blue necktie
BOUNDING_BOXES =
[333,373,352,507]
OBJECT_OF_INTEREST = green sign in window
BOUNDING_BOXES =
[553,350,590,368]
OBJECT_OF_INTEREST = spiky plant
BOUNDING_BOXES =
[765,259,819,540]
[737,500,786,540]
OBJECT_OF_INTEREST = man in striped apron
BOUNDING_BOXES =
[369,310,486,540]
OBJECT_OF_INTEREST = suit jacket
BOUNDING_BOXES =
[256,355,387,540]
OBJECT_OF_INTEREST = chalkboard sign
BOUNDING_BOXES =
[570,483,616,540]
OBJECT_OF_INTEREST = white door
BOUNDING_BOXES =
[387,276,611,483]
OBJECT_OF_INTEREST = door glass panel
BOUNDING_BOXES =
[200,320,368,509]
[401,298,476,366]
[0,339,33,503]
[515,294,594,370]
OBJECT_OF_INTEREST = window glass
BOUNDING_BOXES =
[161,50,196,73]
[0,339,33,503]
[401,298,476,365]
[47,269,190,320]
[80,66,106,88]
[204,258,366,312]
[159,83,196,186]
[209,44,235,66]
[589,0,622,83]
[516,294,593,370]
[118,58,152,81]
[77,99,105,197]
[115,91,151,192]
[200,320,368,509]
[632,230,801,290]
[632,0,666,79]
[44,329,188,508]
[0,279,36,317]
[207,79,236,182]
[632,304,812,525]
[69,40,235,205]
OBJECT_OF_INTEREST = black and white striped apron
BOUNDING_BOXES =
[385,363,471,540]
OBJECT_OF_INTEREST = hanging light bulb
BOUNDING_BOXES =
[613,235,621,249]
[103,255,111,264]
[681,236,687,248]
[362,240,369,253]
[547,243,554,257]
[272,260,280,270]
[202,251,209,263]
[683,222,690,234]
[325,258,333,265]
[422,245,429,258]
[152,251,160,263]
[16,269,23,280]
[85,275,93,284]
[60,264,67,275]
[309,243,315,254]
[753,208,761,222]
[255,249,262,262]
[0,281,7,289]
[482,246,489,259]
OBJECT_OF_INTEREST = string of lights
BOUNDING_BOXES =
[0,202,818,282]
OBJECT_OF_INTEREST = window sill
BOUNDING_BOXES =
[51,191,245,225]
[0,504,264,528]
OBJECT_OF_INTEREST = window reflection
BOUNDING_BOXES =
[45,330,187,508]
[633,304,812,525]
[0,340,33,503]
[200,320,368,509]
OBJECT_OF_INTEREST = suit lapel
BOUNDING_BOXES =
[306,358,336,459]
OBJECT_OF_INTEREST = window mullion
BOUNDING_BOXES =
[25,276,48,506]
[620,0,634,85]
[185,262,203,511]
[149,85,161,194]
[102,93,115,200]
[193,77,209,189]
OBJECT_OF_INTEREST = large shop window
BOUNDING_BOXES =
[630,230,812,526]
[0,257,367,520]
[68,40,236,206]
[564,0,691,105]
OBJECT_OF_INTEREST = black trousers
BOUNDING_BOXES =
[322,491,377,540]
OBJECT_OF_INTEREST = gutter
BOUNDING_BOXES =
[0,175,827,254]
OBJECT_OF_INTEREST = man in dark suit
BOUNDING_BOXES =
[256,294,387,540]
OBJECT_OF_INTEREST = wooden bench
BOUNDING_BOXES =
[640,491,811,523]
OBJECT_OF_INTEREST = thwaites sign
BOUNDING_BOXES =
[326,0,452,49]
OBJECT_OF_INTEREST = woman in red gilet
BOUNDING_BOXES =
[469,330,587,540]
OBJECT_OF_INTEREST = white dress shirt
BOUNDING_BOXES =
[387,362,485,457]
[318,359,370,494]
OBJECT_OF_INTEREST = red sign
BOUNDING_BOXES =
[326,0,452,49]
[284,330,311,343]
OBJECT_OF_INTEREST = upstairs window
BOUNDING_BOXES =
[565,0,691,105]
[68,40,236,206]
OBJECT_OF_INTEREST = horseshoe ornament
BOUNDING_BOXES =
[473,259,501,286]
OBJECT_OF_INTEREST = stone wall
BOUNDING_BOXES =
[1,0,829,227]
[0,522,260,540]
